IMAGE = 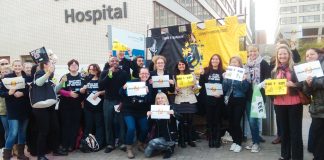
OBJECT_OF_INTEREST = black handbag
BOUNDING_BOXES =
[29,81,57,108]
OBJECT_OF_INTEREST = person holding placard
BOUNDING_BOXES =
[79,64,105,152]
[31,61,68,160]
[119,67,153,159]
[149,55,175,102]
[244,45,271,152]
[302,48,324,160]
[1,60,31,160]
[58,59,86,153]
[199,54,225,148]
[145,92,178,159]
[174,60,198,148]
[223,56,249,153]
[99,56,129,153]
[271,44,303,160]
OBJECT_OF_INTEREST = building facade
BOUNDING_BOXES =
[275,0,324,43]
[0,0,254,65]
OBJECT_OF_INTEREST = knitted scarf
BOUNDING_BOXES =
[246,55,263,85]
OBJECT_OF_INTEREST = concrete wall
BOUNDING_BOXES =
[0,0,154,65]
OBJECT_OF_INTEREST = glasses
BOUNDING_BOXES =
[0,63,8,66]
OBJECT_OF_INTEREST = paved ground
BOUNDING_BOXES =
[5,107,313,160]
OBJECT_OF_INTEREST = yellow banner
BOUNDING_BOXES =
[112,40,128,51]
[265,79,287,95]
[191,16,247,72]
[176,74,194,88]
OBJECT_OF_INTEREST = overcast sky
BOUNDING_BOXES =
[255,0,278,44]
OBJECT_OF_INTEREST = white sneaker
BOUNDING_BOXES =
[233,145,242,153]
[245,142,253,150]
[251,144,260,153]
[230,143,237,151]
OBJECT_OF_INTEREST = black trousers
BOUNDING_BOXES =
[312,118,324,160]
[206,103,223,139]
[228,97,245,146]
[33,106,60,156]
[60,105,82,150]
[275,105,303,160]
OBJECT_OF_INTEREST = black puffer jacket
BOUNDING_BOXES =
[302,56,324,118]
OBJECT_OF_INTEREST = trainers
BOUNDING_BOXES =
[251,144,260,153]
[233,145,242,153]
[245,143,253,150]
[230,143,237,151]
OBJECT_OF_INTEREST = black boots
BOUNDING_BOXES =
[208,127,221,148]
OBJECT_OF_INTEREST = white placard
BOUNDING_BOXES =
[294,61,324,82]
[151,105,170,119]
[126,82,147,96]
[224,66,245,81]
[86,93,101,106]
[205,83,223,96]
[2,77,25,90]
[114,105,120,112]
[152,75,170,88]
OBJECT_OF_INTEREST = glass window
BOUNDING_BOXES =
[280,6,297,14]
[154,3,160,27]
[167,10,177,26]
[280,17,297,24]
[299,4,320,13]
[159,6,167,27]
[299,15,320,23]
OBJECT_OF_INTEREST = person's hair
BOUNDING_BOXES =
[153,55,167,70]
[139,67,149,74]
[277,39,290,47]
[272,44,294,72]
[108,56,119,63]
[155,92,169,105]
[67,59,79,71]
[88,64,101,77]
[229,56,243,68]
[31,64,40,78]
[174,60,190,75]
[248,45,259,52]
[205,54,224,74]
[11,59,23,66]
[306,48,324,55]
[135,56,144,62]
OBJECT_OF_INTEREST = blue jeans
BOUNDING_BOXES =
[0,115,9,140]
[124,115,148,145]
[5,119,29,149]
[246,101,261,144]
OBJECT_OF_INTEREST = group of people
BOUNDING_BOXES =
[0,40,323,160]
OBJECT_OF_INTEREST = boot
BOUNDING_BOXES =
[12,144,18,156]
[178,123,186,148]
[3,148,12,160]
[17,144,30,160]
[126,145,135,159]
[186,123,196,147]
[137,141,145,152]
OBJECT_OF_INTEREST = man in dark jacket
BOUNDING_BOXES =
[99,56,130,153]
